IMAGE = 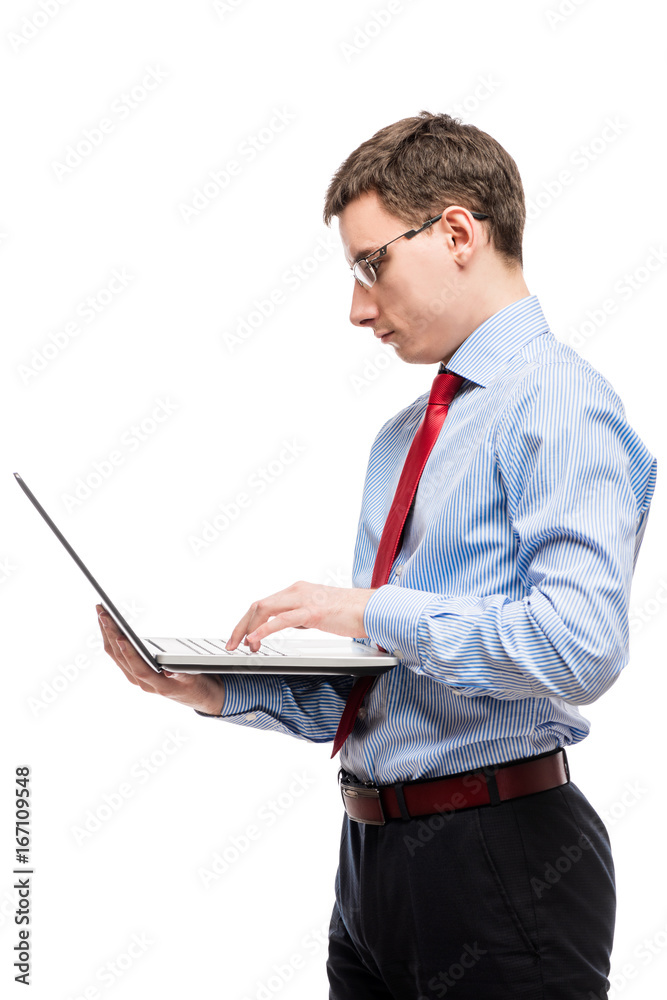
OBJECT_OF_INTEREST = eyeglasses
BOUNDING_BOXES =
[351,208,491,289]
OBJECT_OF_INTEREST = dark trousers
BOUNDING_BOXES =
[327,780,615,999]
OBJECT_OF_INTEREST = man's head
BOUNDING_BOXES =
[323,111,528,366]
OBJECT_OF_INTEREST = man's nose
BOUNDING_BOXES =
[349,279,379,328]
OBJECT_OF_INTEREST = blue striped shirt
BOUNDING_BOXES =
[206,295,657,784]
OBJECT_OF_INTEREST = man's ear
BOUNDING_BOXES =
[439,207,477,264]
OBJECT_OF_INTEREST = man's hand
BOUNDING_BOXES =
[225,580,376,652]
[96,605,226,716]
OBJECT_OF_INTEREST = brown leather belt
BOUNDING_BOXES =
[339,748,570,826]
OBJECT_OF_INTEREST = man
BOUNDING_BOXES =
[98,111,657,998]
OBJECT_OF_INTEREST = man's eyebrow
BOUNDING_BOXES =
[349,244,380,265]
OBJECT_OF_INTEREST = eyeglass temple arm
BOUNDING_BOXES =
[404,211,489,240]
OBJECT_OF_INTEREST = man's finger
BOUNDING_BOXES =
[98,617,142,685]
[226,585,302,649]
[97,614,131,671]
[98,611,163,689]
[101,616,200,698]
[247,608,309,647]
[226,601,272,650]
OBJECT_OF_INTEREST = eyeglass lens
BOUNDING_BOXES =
[353,259,375,288]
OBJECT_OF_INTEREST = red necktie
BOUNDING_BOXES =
[330,371,464,758]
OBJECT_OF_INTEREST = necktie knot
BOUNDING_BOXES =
[428,371,465,407]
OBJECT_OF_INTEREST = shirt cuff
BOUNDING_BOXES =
[363,584,436,661]
[194,675,284,720]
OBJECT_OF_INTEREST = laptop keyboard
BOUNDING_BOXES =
[144,637,287,656]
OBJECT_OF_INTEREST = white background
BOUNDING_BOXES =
[1,1,665,998]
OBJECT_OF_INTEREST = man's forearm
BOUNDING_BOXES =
[195,672,356,743]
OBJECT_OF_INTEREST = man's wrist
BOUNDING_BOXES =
[194,680,225,717]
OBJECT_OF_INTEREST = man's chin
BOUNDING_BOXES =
[390,342,441,366]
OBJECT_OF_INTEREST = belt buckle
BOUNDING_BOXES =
[339,774,385,826]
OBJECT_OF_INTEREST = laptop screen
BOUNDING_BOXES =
[14,473,161,673]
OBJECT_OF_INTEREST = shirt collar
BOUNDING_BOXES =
[438,294,551,388]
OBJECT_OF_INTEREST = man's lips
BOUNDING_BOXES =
[374,330,394,341]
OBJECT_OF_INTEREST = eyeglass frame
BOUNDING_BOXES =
[350,208,491,289]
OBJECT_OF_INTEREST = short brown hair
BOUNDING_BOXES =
[323,110,525,268]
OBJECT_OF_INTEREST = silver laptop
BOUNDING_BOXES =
[14,473,399,677]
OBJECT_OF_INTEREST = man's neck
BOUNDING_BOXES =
[439,269,531,368]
